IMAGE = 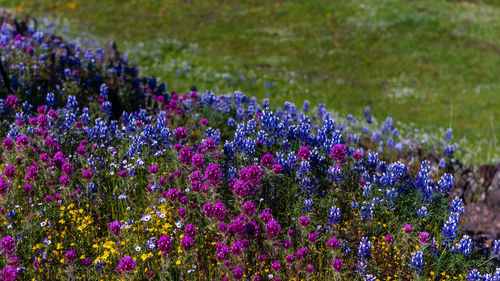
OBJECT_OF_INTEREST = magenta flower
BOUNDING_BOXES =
[181,236,194,251]
[297,146,311,161]
[109,221,122,237]
[2,138,13,150]
[5,95,19,108]
[191,154,205,169]
[307,265,314,273]
[286,254,295,264]
[265,219,281,240]
[65,250,77,263]
[331,259,343,272]
[233,266,244,280]
[214,242,230,261]
[148,165,159,174]
[158,235,173,256]
[174,126,188,139]
[298,216,310,227]
[1,236,15,254]
[273,163,283,175]
[116,256,136,275]
[184,224,197,238]
[353,151,363,161]
[62,162,74,176]
[242,201,256,217]
[296,247,309,260]
[385,234,394,243]
[118,170,128,178]
[82,169,94,181]
[418,232,430,244]
[4,165,15,180]
[403,224,413,235]
[306,233,317,244]
[271,261,281,271]
[259,208,273,224]
[231,241,245,256]
[260,153,275,168]
[1,265,17,281]
[326,237,340,250]
[204,164,222,187]
[330,144,347,162]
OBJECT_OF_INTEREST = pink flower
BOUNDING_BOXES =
[385,234,394,243]
[403,224,413,235]
[418,232,430,244]
[330,144,347,162]
[298,216,310,227]
[331,259,343,272]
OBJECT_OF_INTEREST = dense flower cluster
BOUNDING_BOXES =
[0,17,495,281]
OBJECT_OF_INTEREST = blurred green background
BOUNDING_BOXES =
[2,0,499,164]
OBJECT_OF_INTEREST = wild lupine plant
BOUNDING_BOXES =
[0,20,498,281]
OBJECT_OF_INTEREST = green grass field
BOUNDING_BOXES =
[3,0,499,164]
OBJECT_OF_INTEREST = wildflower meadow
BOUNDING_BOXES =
[0,11,499,281]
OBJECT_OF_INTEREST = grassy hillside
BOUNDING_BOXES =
[3,0,500,164]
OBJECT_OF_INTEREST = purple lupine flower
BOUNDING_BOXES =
[116,256,136,275]
[307,265,314,273]
[286,254,295,264]
[385,235,394,243]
